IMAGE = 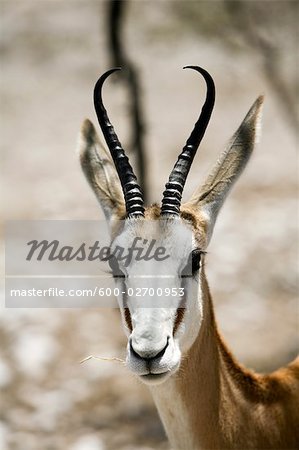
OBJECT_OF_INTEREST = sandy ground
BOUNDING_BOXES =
[0,1,298,449]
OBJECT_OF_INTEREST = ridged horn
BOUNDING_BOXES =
[94,68,144,218]
[161,66,215,216]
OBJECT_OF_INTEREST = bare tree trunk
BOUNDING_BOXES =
[107,0,148,202]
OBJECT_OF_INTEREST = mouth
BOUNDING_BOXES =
[139,371,171,385]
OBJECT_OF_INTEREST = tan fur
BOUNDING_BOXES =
[176,267,299,450]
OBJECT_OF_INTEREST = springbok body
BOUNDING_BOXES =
[79,67,299,449]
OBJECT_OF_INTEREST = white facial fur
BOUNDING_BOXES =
[110,218,203,385]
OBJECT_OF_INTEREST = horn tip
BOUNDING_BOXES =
[105,67,122,77]
[183,65,200,70]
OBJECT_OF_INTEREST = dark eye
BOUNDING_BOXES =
[191,249,201,274]
[108,256,125,278]
[181,249,202,278]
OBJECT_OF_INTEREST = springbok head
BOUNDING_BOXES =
[79,67,263,385]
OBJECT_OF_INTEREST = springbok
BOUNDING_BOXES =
[79,67,299,449]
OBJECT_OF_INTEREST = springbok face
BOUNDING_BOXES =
[79,67,263,385]
[108,216,204,384]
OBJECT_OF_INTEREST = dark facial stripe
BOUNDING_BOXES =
[124,307,132,332]
[174,308,185,334]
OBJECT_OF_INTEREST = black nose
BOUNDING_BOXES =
[130,336,170,360]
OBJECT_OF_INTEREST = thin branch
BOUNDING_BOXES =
[225,1,298,131]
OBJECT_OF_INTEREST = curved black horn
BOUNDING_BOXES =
[161,66,215,216]
[94,68,144,217]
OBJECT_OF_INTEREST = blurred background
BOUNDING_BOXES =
[1,1,298,449]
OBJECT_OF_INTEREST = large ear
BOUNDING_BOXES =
[184,96,264,244]
[78,119,125,221]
